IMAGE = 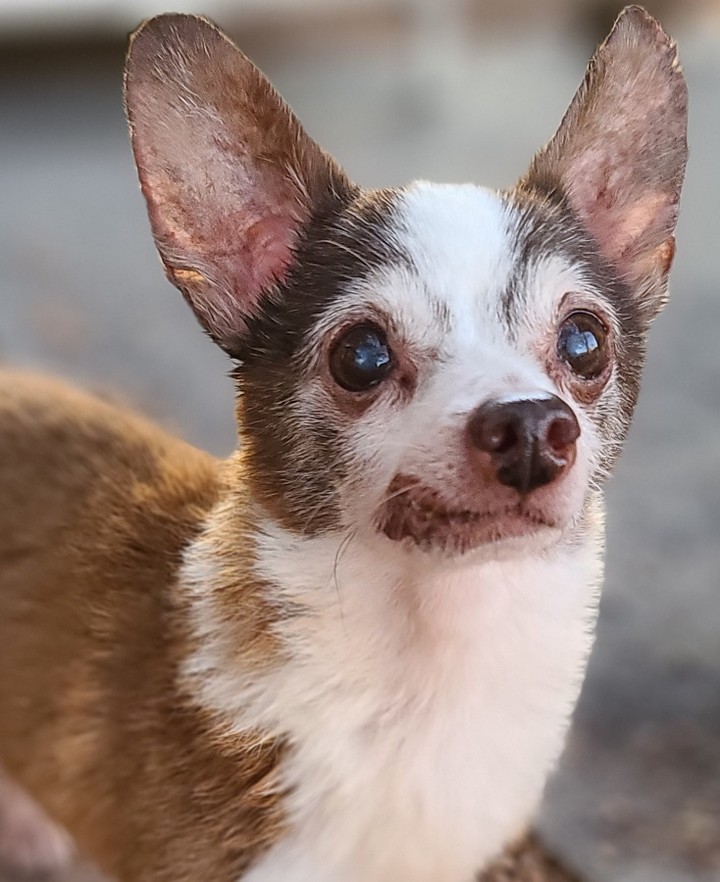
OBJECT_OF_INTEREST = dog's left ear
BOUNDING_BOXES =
[521,6,688,320]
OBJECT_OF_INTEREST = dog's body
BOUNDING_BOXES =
[0,371,595,881]
[0,7,687,882]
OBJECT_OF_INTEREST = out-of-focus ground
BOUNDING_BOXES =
[1,1,719,881]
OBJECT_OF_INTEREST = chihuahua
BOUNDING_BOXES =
[0,6,687,882]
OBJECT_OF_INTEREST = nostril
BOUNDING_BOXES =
[546,412,580,454]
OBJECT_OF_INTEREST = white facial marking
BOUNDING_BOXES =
[300,182,603,540]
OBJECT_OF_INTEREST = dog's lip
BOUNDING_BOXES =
[377,476,558,551]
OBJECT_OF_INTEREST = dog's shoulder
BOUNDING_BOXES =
[0,369,222,612]
[0,370,220,513]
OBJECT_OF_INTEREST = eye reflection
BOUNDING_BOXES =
[557,311,608,379]
[329,323,393,392]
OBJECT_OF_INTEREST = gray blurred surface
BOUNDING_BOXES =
[1,11,719,882]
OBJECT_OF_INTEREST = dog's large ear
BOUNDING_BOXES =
[521,6,687,319]
[124,14,353,353]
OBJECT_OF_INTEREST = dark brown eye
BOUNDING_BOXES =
[329,323,393,392]
[557,311,609,379]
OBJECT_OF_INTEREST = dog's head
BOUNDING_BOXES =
[125,7,687,558]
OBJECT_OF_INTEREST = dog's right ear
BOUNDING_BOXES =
[124,14,353,354]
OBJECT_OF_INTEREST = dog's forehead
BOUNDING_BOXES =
[331,181,585,353]
[396,182,514,308]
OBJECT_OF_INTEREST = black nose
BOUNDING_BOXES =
[467,395,580,494]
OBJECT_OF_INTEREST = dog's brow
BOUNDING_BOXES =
[499,266,524,339]
[432,297,453,333]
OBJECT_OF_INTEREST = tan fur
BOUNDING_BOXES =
[478,834,582,882]
[0,372,285,881]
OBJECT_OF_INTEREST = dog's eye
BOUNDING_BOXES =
[557,311,608,379]
[330,323,393,392]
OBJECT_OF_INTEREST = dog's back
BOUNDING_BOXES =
[0,373,267,878]
[0,373,221,691]
[0,372,213,786]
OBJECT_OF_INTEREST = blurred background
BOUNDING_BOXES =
[1,1,719,881]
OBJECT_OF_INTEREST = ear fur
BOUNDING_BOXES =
[124,14,353,352]
[520,5,688,319]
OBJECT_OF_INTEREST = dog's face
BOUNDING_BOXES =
[237,184,639,557]
[125,9,687,558]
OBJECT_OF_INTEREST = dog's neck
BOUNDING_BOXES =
[179,485,604,881]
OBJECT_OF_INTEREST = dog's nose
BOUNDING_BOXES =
[467,395,580,494]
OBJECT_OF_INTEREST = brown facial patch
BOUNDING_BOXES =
[236,188,405,535]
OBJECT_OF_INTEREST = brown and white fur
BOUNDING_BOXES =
[0,7,687,882]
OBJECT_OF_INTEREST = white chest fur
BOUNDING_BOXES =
[182,518,602,882]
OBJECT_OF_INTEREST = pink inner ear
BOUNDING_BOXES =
[237,213,299,310]
[610,194,669,247]
[522,6,687,296]
[163,207,302,343]
[189,208,301,330]
[568,150,676,281]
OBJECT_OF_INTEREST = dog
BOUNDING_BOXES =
[0,6,687,882]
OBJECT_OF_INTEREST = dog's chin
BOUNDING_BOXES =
[377,488,566,560]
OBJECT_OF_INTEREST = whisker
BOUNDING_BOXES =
[315,239,378,270]
[332,527,358,631]
[368,477,426,524]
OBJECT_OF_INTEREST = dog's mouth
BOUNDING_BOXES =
[377,476,559,555]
